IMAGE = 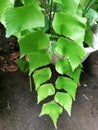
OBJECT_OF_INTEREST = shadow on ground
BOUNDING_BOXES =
[0,51,98,130]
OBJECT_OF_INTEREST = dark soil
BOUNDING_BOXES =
[0,23,19,72]
[0,23,98,130]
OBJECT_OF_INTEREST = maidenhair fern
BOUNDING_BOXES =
[0,0,98,128]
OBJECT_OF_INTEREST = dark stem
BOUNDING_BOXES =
[49,0,53,34]
[51,32,74,41]
[40,0,49,15]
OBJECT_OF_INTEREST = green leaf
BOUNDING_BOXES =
[84,23,93,47]
[37,84,55,103]
[55,76,77,100]
[55,59,82,84]
[21,0,35,5]
[17,58,29,72]
[53,12,87,45]
[94,3,98,12]
[5,3,45,37]
[53,0,62,5]
[28,50,51,75]
[53,0,80,14]
[0,0,14,24]
[19,31,50,58]
[33,68,52,90]
[40,101,63,128]
[54,92,72,116]
[85,8,98,23]
[56,37,86,70]
[21,29,31,37]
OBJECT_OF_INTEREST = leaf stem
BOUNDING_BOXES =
[29,75,32,92]
[49,0,53,34]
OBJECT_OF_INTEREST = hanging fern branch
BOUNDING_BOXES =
[0,0,98,128]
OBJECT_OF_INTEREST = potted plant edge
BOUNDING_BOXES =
[0,0,98,128]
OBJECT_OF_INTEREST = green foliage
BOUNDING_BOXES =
[53,12,87,45]
[33,68,52,90]
[37,84,55,103]
[55,59,82,84]
[56,37,86,70]
[84,23,93,47]
[17,58,29,72]
[5,3,44,37]
[54,92,72,116]
[0,0,98,128]
[53,0,80,13]
[19,31,50,58]
[56,76,77,100]
[28,50,51,75]
[40,101,63,129]
[0,0,14,24]
[21,0,35,5]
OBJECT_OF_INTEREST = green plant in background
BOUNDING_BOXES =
[0,0,98,128]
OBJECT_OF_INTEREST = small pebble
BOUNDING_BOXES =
[83,84,87,87]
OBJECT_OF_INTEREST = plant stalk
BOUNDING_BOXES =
[49,0,53,35]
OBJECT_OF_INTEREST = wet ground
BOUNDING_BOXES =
[0,23,98,130]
